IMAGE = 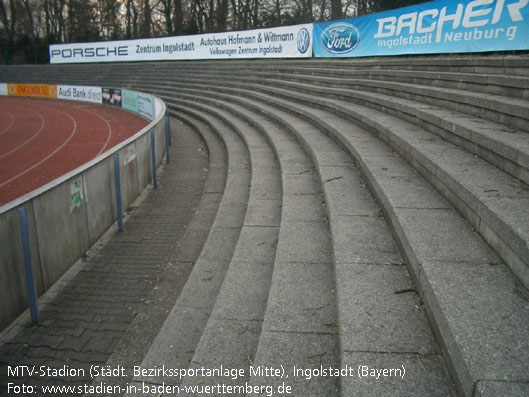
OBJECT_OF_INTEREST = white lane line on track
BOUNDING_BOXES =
[72,104,113,155]
[0,105,78,188]
[0,108,16,137]
[0,107,46,159]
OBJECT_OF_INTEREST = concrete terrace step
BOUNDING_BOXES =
[141,85,458,395]
[171,99,282,391]
[138,62,529,105]
[194,91,457,395]
[138,70,529,186]
[136,75,529,289]
[2,55,529,397]
[192,84,529,397]
[8,55,527,89]
[174,93,341,395]
[76,56,529,99]
[254,72,529,128]
[127,107,251,391]
[138,79,529,395]
[250,83,529,288]
[259,76,529,184]
[136,87,341,395]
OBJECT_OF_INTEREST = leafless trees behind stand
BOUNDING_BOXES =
[0,0,426,64]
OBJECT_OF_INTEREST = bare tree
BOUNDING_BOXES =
[141,0,151,37]
[160,0,174,34]
[0,0,17,41]
[292,0,313,23]
[173,0,182,33]
[330,0,341,19]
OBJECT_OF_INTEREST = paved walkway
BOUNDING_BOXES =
[0,119,219,396]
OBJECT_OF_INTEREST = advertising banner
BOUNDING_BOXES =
[122,90,139,113]
[0,83,7,96]
[102,88,122,107]
[57,85,102,104]
[313,0,529,57]
[49,24,312,63]
[7,84,57,98]
[138,94,155,121]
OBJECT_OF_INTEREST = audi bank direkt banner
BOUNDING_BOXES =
[50,24,312,63]
[314,0,529,57]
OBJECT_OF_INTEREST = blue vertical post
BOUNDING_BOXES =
[18,207,39,324]
[151,130,158,189]
[113,154,123,232]
[165,114,171,146]
[165,120,170,164]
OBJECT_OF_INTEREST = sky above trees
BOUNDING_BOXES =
[1,0,427,63]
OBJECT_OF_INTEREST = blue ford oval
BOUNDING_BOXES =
[321,23,360,54]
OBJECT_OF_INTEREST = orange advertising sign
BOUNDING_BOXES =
[7,83,57,98]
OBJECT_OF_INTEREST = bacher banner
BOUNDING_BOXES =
[314,0,529,58]
[50,24,312,63]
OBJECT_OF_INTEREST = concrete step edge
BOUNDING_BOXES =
[127,104,250,388]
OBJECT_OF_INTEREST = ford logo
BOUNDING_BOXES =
[321,23,360,54]
[297,28,311,54]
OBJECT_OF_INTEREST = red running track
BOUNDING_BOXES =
[0,97,150,206]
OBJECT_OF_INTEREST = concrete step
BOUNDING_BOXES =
[69,56,529,99]
[255,72,529,129]
[139,79,529,395]
[175,92,341,395]
[127,107,250,391]
[193,85,529,397]
[138,71,529,186]
[208,91,457,396]
[257,77,529,177]
[146,86,458,395]
[248,83,529,289]
[138,85,342,395]
[136,76,529,292]
[171,99,282,390]
[139,65,529,119]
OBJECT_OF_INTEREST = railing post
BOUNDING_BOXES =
[165,114,171,146]
[113,153,123,232]
[17,207,39,324]
[150,130,158,189]
[165,117,170,164]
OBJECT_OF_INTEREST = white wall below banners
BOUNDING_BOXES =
[50,24,312,64]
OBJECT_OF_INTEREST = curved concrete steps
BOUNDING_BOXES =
[128,106,250,389]
[2,55,529,396]
[144,87,458,394]
[133,68,529,186]
[131,74,529,294]
[138,79,528,396]
[173,99,282,391]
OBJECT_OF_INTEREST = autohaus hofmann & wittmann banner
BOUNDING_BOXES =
[313,0,529,57]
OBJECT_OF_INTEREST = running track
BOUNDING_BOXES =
[0,97,149,206]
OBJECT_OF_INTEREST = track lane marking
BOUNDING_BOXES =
[0,107,77,188]
[71,104,113,155]
[0,107,45,159]
[0,107,16,137]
